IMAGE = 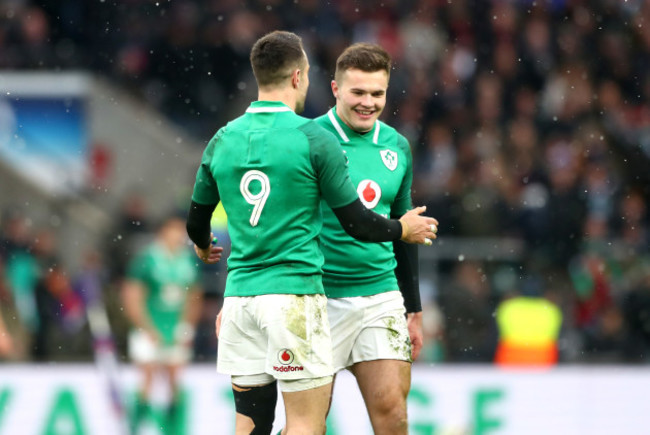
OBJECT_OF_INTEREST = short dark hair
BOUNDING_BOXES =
[335,43,391,82]
[250,31,306,87]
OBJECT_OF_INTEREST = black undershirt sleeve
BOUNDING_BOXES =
[392,239,422,313]
[186,200,218,249]
[331,198,403,243]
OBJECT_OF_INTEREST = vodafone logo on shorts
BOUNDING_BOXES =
[278,349,294,365]
[357,180,381,209]
[273,349,304,372]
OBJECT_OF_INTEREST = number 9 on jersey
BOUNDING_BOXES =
[240,170,271,227]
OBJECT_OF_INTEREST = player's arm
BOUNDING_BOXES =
[393,135,427,360]
[186,200,223,264]
[310,125,436,244]
[175,284,203,346]
[391,135,423,313]
[392,238,421,313]
[186,138,224,263]
[121,279,160,342]
[331,200,433,243]
[186,200,217,249]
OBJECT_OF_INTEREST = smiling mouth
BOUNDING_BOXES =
[355,109,375,116]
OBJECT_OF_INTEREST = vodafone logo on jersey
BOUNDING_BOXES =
[357,180,381,209]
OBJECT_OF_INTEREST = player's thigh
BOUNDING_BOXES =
[217,297,267,375]
[260,294,333,380]
[327,297,364,372]
[350,359,411,409]
[282,382,332,432]
[350,292,412,364]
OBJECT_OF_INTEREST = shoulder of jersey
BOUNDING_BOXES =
[313,113,334,131]
[376,120,406,147]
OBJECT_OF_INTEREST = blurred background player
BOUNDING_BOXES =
[186,30,437,435]
[0,310,14,358]
[316,43,433,435]
[121,213,203,434]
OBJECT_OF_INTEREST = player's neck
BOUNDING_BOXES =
[257,88,297,112]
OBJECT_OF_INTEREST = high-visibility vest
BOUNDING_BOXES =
[495,296,562,366]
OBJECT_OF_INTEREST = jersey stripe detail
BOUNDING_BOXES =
[328,109,350,142]
[246,106,293,113]
[373,121,380,144]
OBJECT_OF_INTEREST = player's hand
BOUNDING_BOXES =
[399,207,438,245]
[174,322,196,347]
[144,327,161,344]
[215,309,223,339]
[194,241,223,264]
[407,312,424,361]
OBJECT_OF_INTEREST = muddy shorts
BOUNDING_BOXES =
[327,290,412,372]
[217,294,333,383]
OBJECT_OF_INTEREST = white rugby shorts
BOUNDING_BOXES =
[327,290,411,372]
[217,294,333,381]
[128,329,191,366]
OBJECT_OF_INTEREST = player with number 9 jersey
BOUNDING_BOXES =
[190,100,358,297]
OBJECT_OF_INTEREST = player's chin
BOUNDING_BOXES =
[352,118,377,131]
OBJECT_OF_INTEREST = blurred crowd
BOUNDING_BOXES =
[1,0,650,364]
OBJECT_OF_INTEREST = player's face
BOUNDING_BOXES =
[160,218,187,252]
[295,54,310,114]
[332,68,388,133]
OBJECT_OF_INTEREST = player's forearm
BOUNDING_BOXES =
[182,288,203,326]
[332,199,402,242]
[392,238,422,313]
[121,281,155,332]
[176,289,203,343]
[186,200,217,249]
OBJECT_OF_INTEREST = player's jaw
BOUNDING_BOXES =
[351,104,381,128]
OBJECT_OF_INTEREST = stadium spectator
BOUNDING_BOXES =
[438,261,498,363]
[494,278,563,367]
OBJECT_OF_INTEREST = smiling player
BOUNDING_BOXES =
[316,43,436,435]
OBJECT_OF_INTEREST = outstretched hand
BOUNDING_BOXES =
[399,206,439,245]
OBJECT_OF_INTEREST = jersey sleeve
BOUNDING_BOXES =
[391,135,414,216]
[191,133,221,205]
[304,122,358,209]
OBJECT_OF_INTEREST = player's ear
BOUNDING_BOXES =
[331,80,339,98]
[291,69,301,89]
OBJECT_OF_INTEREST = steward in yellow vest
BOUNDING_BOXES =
[495,295,562,366]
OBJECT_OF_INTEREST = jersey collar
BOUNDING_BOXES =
[246,101,293,113]
[327,107,380,144]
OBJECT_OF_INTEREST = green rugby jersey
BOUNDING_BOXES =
[316,107,413,298]
[191,101,358,297]
[127,242,199,345]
